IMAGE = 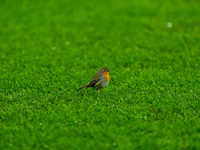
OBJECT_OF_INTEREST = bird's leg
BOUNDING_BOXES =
[98,89,101,94]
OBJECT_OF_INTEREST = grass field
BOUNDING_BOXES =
[1,0,200,149]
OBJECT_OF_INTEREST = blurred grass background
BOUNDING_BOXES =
[0,0,200,149]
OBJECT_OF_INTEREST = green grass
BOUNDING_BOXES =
[1,0,200,149]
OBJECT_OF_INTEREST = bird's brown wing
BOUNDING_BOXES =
[86,78,100,88]
[86,71,103,88]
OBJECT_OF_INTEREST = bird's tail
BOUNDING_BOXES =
[77,83,89,90]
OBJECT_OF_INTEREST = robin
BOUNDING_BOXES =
[78,67,111,93]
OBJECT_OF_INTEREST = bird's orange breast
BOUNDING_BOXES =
[102,72,110,82]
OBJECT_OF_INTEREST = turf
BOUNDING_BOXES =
[1,0,200,149]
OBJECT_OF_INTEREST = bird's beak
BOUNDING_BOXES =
[108,70,111,72]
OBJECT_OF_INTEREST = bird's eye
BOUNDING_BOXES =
[104,69,105,72]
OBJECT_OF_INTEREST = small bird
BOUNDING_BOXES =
[78,67,110,93]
